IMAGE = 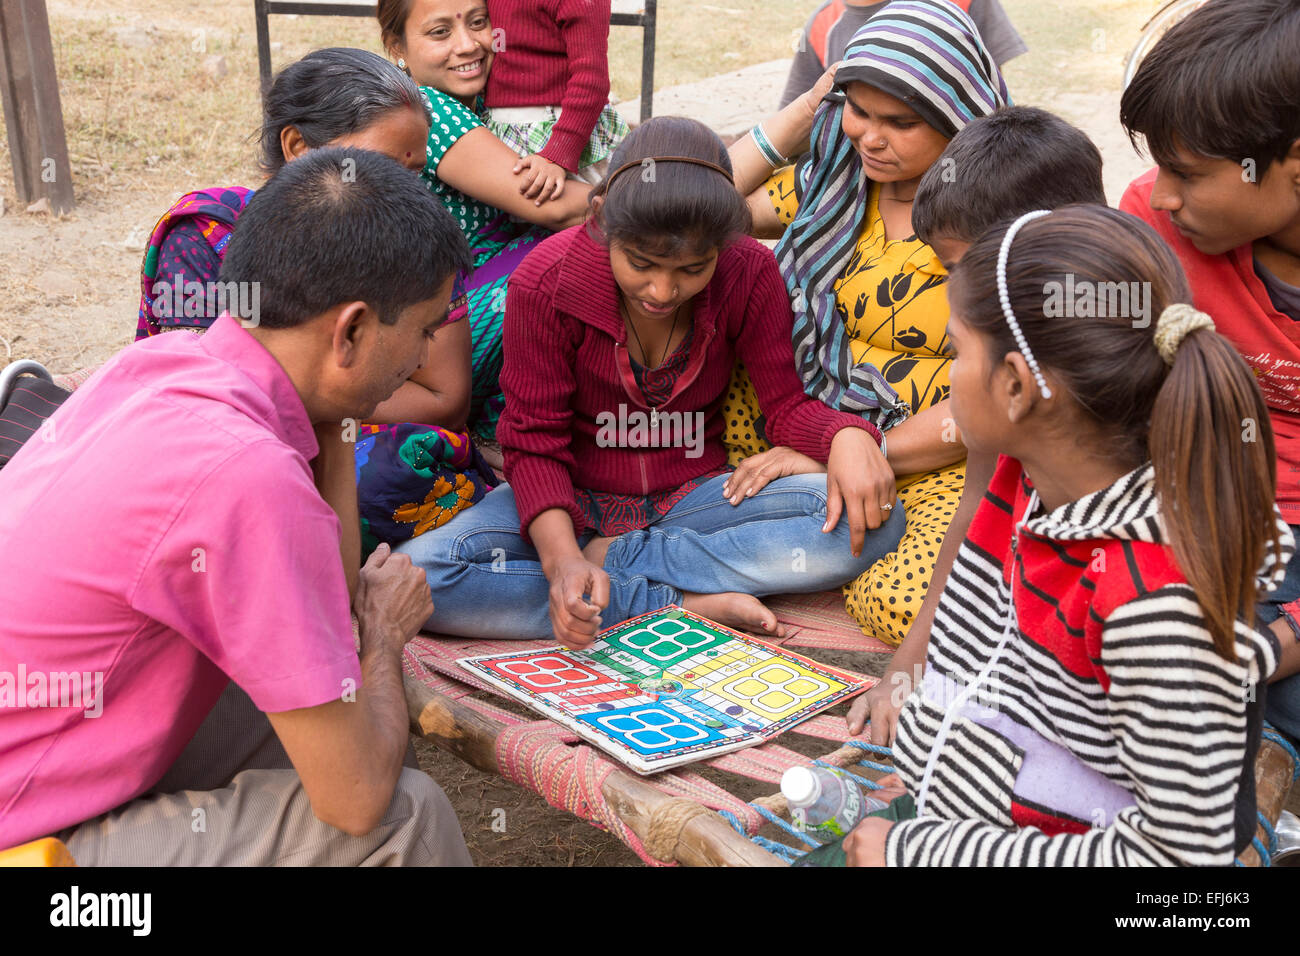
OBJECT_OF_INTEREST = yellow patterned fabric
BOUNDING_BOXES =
[843,461,965,645]
[723,165,966,646]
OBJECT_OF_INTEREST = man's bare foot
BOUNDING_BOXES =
[682,591,787,639]
[582,535,617,568]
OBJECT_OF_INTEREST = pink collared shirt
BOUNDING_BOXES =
[0,315,360,848]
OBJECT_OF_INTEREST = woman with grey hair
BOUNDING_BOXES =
[136,47,431,339]
[134,47,495,559]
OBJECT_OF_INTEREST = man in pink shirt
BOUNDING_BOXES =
[0,148,473,865]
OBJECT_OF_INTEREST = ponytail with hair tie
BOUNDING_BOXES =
[1149,302,1282,660]
[1154,304,1216,365]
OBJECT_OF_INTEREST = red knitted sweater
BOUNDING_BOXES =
[498,225,881,540]
[484,0,613,172]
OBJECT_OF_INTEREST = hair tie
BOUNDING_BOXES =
[997,210,1054,400]
[603,155,735,190]
[1153,304,1215,365]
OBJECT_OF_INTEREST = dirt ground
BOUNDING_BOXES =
[5,0,1295,866]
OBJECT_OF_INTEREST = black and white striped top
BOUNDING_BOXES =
[886,456,1292,866]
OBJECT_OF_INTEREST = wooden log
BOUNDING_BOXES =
[404,672,503,773]
[404,674,784,866]
[0,0,74,213]
[254,0,272,100]
[1237,736,1295,867]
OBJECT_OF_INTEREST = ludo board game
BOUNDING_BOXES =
[458,606,868,774]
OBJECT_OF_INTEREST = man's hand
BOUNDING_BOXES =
[353,542,434,656]
[270,540,430,837]
[545,555,610,650]
[722,446,824,505]
[847,667,914,745]
[844,816,893,867]
[513,153,567,203]
[824,427,896,557]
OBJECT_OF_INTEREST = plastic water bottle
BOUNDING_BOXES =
[781,766,888,842]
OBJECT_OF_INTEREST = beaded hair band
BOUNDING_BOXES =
[1153,304,1216,365]
[997,210,1054,400]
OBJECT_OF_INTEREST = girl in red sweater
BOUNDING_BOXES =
[483,0,630,197]
[398,117,906,646]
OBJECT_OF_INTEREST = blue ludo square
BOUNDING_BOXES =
[576,703,727,756]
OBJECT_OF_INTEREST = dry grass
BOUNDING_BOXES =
[0,0,1167,377]
[8,0,823,197]
[0,0,825,374]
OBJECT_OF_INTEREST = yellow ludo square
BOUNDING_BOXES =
[712,660,847,721]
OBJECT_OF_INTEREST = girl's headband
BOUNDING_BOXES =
[995,213,1218,402]
[602,155,735,190]
[997,210,1054,400]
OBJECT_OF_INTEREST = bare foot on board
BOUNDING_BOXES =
[682,591,787,639]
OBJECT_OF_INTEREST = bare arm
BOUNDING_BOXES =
[267,544,433,836]
[368,319,472,431]
[884,400,967,477]
[529,507,610,650]
[732,64,841,240]
[438,127,592,230]
[728,61,839,198]
[1270,619,1300,681]
[747,192,786,240]
[848,448,996,743]
[312,421,362,603]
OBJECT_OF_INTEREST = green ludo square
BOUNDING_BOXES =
[604,613,733,667]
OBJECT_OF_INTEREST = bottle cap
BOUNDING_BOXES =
[781,766,820,807]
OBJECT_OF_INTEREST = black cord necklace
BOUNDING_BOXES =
[621,298,682,428]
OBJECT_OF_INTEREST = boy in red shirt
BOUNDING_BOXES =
[1119,0,1300,743]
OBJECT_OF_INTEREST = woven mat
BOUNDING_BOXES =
[399,591,892,865]
[403,588,891,694]
[402,589,887,785]
[765,590,894,654]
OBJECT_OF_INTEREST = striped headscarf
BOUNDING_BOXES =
[776,0,1010,429]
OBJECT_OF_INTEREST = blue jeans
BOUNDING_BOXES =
[397,472,906,640]
[1258,524,1300,742]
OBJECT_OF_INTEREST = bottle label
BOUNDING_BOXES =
[816,776,861,838]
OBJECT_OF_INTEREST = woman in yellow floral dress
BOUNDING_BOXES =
[722,1,1010,646]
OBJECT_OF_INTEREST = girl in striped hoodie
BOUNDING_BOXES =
[846,205,1295,866]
